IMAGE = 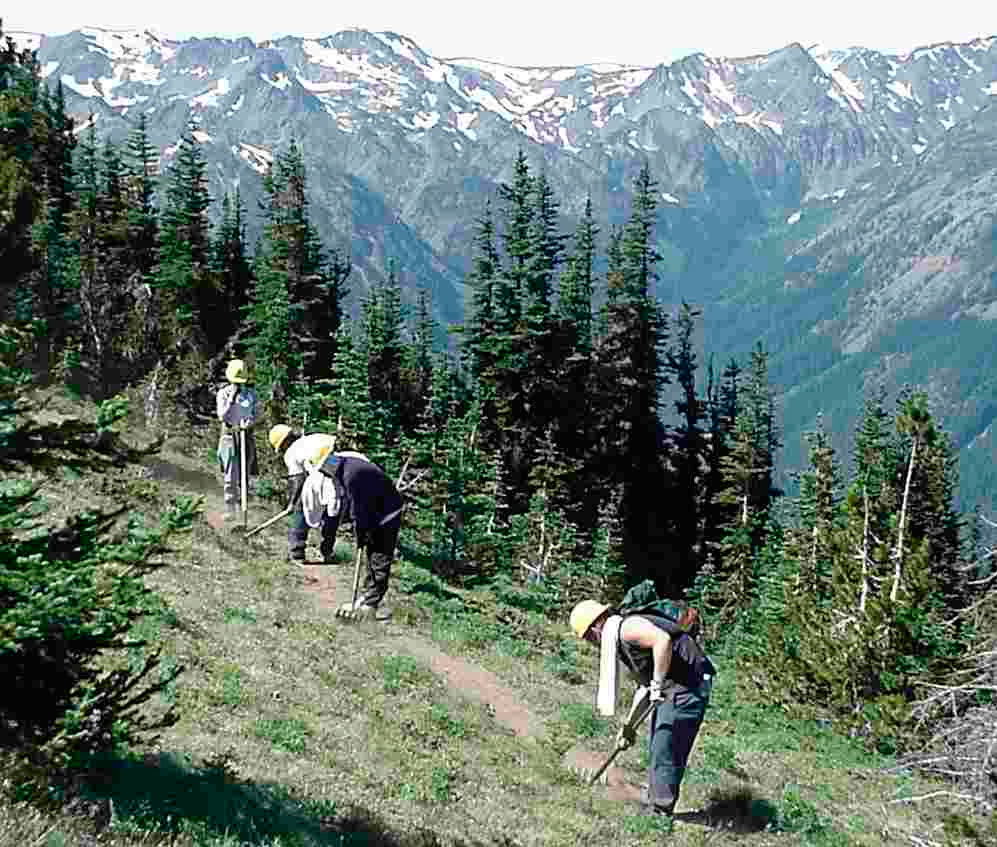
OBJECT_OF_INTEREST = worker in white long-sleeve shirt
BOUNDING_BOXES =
[267,425,371,563]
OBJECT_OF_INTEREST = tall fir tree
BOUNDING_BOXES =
[211,189,253,347]
[363,261,405,453]
[249,140,349,421]
[156,124,214,356]
[557,196,597,355]
[664,302,707,591]
[593,162,671,589]
[463,200,501,385]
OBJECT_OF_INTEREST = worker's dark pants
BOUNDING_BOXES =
[286,474,338,561]
[647,679,711,814]
[357,515,401,607]
[287,509,338,561]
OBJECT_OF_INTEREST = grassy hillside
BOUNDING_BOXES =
[1,391,993,847]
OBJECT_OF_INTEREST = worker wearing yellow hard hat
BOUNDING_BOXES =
[569,592,714,818]
[215,359,258,518]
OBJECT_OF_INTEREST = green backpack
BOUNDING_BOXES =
[617,579,689,628]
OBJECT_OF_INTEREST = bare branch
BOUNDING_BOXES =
[886,791,978,806]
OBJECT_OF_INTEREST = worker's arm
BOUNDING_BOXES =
[217,385,237,423]
[619,615,672,697]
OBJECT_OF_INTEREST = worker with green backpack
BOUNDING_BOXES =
[570,581,715,817]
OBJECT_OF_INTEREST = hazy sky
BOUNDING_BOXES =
[7,0,997,66]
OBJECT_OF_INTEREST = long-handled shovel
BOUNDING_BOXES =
[239,425,248,531]
[245,506,293,538]
[588,686,655,785]
[335,545,366,619]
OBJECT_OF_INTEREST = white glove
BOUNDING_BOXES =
[649,679,665,703]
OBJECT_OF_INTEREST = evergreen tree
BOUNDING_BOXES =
[552,197,599,530]
[0,37,76,376]
[120,115,160,376]
[664,302,707,590]
[592,163,671,588]
[699,355,733,566]
[156,124,214,356]
[785,415,841,599]
[211,189,253,346]
[557,196,597,355]
[482,151,537,513]
[66,130,134,396]
[464,201,500,375]
[31,82,76,373]
[891,390,963,610]
[0,27,45,310]
[400,286,436,433]
[124,114,159,279]
[707,345,779,620]
[248,140,349,420]
[363,261,405,452]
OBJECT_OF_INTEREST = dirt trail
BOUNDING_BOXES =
[294,558,639,801]
[147,442,643,803]
[296,562,547,738]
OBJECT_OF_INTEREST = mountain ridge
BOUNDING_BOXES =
[9,24,997,508]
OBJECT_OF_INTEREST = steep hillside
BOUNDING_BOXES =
[2,392,992,846]
[10,25,997,505]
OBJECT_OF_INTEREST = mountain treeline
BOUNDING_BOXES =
[2,26,995,803]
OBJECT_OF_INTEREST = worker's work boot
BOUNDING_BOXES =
[336,601,374,620]
[639,785,676,816]
[223,502,237,520]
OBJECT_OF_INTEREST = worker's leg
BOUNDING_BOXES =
[647,691,706,814]
[358,517,400,607]
[218,434,237,511]
[286,474,307,561]
[319,513,341,563]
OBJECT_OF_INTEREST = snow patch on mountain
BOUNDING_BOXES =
[235,142,272,173]
[193,78,231,107]
[455,111,477,139]
[61,74,100,98]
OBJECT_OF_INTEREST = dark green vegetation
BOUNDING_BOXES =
[2,25,996,844]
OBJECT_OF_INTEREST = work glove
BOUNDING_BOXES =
[616,723,637,750]
[649,679,666,704]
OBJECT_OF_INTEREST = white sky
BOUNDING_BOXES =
[6,0,996,66]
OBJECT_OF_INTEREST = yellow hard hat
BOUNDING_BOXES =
[569,600,610,639]
[268,424,292,452]
[225,359,249,384]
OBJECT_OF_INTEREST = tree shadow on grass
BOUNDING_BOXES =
[83,751,509,846]
[674,787,778,834]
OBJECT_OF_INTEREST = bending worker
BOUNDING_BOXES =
[268,425,401,613]
[569,596,715,817]
[267,425,344,563]
[215,359,258,518]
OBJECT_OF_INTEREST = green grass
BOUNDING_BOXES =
[1,409,991,847]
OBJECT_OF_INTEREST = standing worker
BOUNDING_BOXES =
[216,359,258,519]
[569,597,715,817]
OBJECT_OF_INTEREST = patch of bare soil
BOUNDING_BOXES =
[295,549,646,803]
[393,636,547,739]
[561,747,641,803]
[143,456,220,495]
